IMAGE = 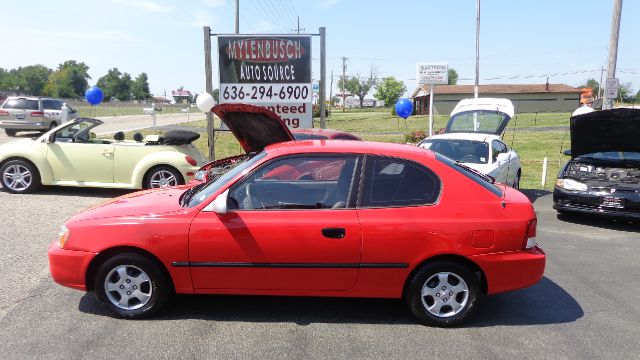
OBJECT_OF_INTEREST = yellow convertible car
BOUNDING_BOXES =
[0,118,207,193]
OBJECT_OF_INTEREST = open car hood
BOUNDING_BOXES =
[570,108,640,159]
[444,98,515,135]
[212,103,294,153]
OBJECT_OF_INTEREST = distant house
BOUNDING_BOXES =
[172,89,192,104]
[152,96,171,104]
[411,83,582,114]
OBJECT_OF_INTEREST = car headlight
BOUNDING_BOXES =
[58,224,70,249]
[556,178,588,191]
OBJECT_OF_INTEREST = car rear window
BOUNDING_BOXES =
[434,153,503,197]
[2,99,39,110]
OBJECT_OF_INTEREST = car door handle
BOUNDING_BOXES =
[322,228,345,239]
[102,149,114,155]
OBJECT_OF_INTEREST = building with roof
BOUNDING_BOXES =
[411,83,582,114]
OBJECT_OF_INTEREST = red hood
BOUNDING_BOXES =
[213,103,294,153]
[69,187,190,222]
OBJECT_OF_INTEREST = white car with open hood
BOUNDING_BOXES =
[418,98,521,188]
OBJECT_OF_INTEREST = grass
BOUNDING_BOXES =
[126,107,572,191]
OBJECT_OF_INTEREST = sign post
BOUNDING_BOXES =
[605,77,620,102]
[417,63,448,136]
[217,35,313,129]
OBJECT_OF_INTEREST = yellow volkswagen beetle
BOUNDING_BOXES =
[0,118,207,193]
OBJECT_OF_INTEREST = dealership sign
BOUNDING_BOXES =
[416,63,448,85]
[218,35,312,129]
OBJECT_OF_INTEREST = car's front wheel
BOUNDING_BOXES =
[0,159,41,193]
[5,129,17,136]
[94,253,171,319]
[406,261,479,327]
[144,166,184,189]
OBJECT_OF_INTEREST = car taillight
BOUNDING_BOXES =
[523,218,537,249]
[31,111,44,117]
[0,110,8,116]
[185,155,197,166]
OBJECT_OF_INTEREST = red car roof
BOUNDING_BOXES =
[290,128,361,140]
[264,139,435,161]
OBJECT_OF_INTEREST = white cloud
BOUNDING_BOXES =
[250,21,275,33]
[200,0,226,7]
[318,0,340,8]
[108,0,173,13]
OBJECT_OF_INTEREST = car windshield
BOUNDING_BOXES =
[447,110,510,134]
[54,120,101,141]
[577,151,640,162]
[2,98,39,110]
[184,151,267,207]
[419,139,489,164]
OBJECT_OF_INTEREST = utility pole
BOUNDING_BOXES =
[203,26,215,160]
[235,0,239,34]
[341,57,347,112]
[291,16,305,34]
[319,27,326,129]
[328,70,334,117]
[599,66,605,98]
[474,0,480,99]
[604,0,622,110]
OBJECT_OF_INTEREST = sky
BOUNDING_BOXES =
[1,0,639,98]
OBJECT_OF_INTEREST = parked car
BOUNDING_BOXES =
[48,103,545,327]
[554,108,640,219]
[0,118,207,193]
[0,96,79,136]
[191,123,361,183]
[418,98,521,188]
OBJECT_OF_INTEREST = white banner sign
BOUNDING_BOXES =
[417,63,449,85]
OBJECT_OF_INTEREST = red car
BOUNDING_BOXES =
[191,126,361,183]
[49,103,545,327]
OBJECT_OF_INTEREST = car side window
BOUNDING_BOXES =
[491,141,507,162]
[229,155,358,210]
[361,157,440,207]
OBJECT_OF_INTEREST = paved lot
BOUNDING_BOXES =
[0,184,638,359]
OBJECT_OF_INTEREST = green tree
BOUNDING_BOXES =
[374,76,406,108]
[448,68,459,85]
[635,90,640,104]
[618,82,633,103]
[96,68,123,101]
[338,66,378,108]
[58,60,90,97]
[212,88,220,102]
[42,68,76,98]
[117,72,133,101]
[19,65,51,96]
[131,73,151,100]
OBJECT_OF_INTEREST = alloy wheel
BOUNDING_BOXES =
[104,265,153,310]
[149,170,177,188]
[420,272,469,318]
[2,164,32,191]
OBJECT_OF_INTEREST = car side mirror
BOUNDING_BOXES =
[89,132,97,139]
[496,152,511,163]
[562,149,571,156]
[47,133,56,143]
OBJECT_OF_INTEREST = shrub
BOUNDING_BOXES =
[404,130,426,144]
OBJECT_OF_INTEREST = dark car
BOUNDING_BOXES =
[553,108,640,219]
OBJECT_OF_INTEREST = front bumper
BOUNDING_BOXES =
[553,186,640,220]
[470,245,546,295]
[48,242,96,291]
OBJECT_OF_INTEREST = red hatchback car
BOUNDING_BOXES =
[49,104,545,327]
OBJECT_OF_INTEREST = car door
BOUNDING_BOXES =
[45,122,115,183]
[188,154,363,291]
[489,140,509,183]
[355,156,443,283]
[43,99,62,125]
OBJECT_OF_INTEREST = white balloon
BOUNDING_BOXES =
[572,105,594,117]
[196,93,215,113]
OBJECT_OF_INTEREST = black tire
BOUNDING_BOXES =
[48,121,58,131]
[143,165,184,189]
[406,261,480,327]
[5,129,17,136]
[513,170,521,189]
[0,159,41,194]
[94,253,171,319]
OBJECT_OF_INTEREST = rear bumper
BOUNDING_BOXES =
[0,120,50,130]
[553,187,640,219]
[470,245,546,295]
[48,242,96,291]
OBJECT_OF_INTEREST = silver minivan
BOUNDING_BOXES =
[0,97,79,136]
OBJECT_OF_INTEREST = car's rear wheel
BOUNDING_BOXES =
[0,159,41,194]
[144,166,184,189]
[513,170,521,189]
[5,129,17,136]
[48,121,58,131]
[406,261,479,327]
[94,253,170,319]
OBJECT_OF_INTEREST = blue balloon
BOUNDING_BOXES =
[85,86,104,105]
[395,98,413,119]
